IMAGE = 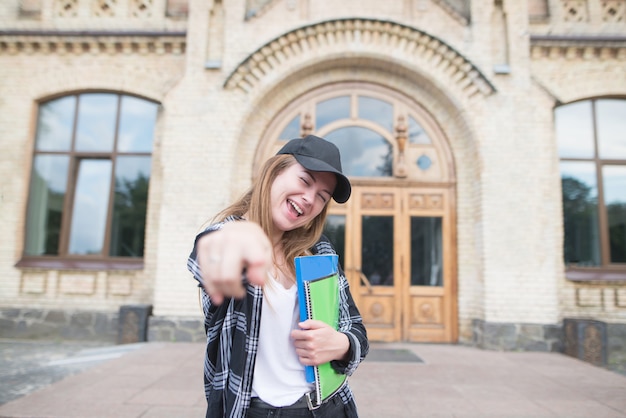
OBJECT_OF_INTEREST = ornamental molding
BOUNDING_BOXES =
[245,0,470,25]
[0,31,186,55]
[223,18,495,99]
[530,35,626,60]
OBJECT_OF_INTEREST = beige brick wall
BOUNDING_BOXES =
[1,0,625,341]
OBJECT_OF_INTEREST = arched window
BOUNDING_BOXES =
[20,93,159,269]
[275,87,438,181]
[556,98,626,273]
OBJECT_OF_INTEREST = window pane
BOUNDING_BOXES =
[117,96,158,153]
[323,215,346,269]
[555,101,594,158]
[278,115,301,140]
[68,159,112,255]
[358,96,393,132]
[597,99,626,160]
[417,154,432,171]
[362,216,393,286]
[75,94,118,152]
[603,165,626,263]
[109,156,151,257]
[326,127,393,177]
[24,155,70,255]
[35,96,76,151]
[411,217,443,286]
[316,96,350,130]
[408,116,431,144]
[561,161,600,266]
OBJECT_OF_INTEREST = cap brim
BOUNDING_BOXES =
[293,155,351,203]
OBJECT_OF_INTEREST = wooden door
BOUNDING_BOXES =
[325,186,457,342]
[400,187,457,342]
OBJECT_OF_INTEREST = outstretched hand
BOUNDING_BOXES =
[196,222,272,305]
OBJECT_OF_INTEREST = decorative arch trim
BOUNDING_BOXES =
[224,18,495,98]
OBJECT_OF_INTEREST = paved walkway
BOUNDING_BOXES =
[0,339,145,406]
[0,341,625,418]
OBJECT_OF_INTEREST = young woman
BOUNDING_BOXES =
[187,135,369,417]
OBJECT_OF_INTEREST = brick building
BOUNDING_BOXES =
[1,0,625,371]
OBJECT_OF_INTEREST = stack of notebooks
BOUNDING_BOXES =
[294,254,347,407]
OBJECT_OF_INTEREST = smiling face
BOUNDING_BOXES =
[270,162,337,236]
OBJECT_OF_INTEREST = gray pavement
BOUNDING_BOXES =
[0,339,145,406]
[0,340,624,418]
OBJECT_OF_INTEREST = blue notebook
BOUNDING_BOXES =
[294,254,347,406]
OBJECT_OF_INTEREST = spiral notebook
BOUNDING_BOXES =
[294,254,347,406]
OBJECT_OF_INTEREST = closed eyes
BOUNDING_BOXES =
[300,174,330,203]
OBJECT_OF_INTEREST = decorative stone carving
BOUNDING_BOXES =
[54,0,78,17]
[224,18,495,99]
[601,0,626,22]
[131,0,154,18]
[93,0,118,17]
[530,43,626,60]
[300,113,313,137]
[394,115,408,178]
[0,35,186,56]
[561,0,589,22]
[361,193,395,209]
[408,193,444,210]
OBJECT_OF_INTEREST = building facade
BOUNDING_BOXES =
[1,0,625,370]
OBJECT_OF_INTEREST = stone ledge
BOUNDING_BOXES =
[0,31,186,56]
[0,308,205,344]
[471,318,563,352]
[148,315,205,343]
[0,308,118,343]
[472,318,626,375]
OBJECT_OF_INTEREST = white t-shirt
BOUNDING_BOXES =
[251,277,313,406]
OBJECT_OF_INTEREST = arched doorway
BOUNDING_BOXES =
[257,82,458,343]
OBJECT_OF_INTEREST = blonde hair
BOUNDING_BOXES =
[212,154,330,277]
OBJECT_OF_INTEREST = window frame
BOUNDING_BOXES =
[557,97,626,282]
[16,92,158,271]
[260,82,452,185]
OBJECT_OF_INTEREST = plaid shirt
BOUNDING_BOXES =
[187,216,369,418]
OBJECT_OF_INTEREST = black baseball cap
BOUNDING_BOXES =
[277,135,351,203]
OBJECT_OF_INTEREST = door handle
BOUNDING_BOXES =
[346,267,373,294]
[356,269,373,294]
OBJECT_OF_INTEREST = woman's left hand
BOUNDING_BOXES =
[291,320,350,366]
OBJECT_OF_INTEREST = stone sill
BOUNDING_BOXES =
[566,268,626,283]
[15,257,143,272]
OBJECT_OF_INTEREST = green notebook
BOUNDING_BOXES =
[294,254,347,407]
